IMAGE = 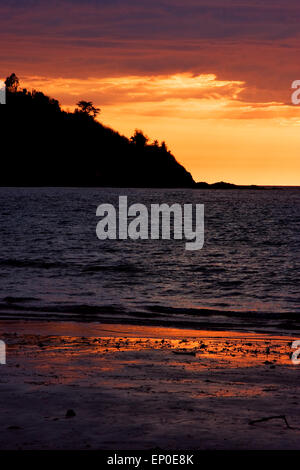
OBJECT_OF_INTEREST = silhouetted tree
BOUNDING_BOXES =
[130,129,149,147]
[161,141,168,152]
[5,73,19,92]
[76,100,100,118]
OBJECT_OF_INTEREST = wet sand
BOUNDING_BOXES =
[0,321,300,450]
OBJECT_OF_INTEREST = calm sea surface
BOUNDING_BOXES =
[0,187,299,332]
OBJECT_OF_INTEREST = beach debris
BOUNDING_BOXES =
[65,409,76,418]
[249,415,291,429]
[172,349,196,356]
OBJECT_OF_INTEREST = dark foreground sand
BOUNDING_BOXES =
[0,321,300,450]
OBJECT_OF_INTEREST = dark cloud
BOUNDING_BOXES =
[1,0,300,104]
[3,0,300,40]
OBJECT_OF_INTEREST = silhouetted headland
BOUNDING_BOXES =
[1,74,194,188]
[1,74,263,189]
[195,181,262,189]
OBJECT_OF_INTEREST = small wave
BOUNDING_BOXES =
[217,280,244,287]
[2,296,40,303]
[82,263,141,274]
[0,302,126,315]
[0,258,68,269]
[0,301,299,333]
[191,266,226,273]
[145,304,300,321]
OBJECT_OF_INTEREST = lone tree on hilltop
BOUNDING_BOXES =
[76,100,100,119]
[5,73,19,92]
[130,129,149,147]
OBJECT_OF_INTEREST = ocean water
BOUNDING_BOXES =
[0,187,299,333]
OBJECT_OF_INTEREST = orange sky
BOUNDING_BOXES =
[19,73,300,185]
[2,1,300,184]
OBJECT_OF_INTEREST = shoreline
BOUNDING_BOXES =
[0,318,299,339]
[1,320,300,449]
[1,185,300,189]
[0,315,299,337]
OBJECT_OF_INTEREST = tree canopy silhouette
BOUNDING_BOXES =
[76,100,100,118]
[5,73,19,92]
[1,74,195,188]
[130,129,149,147]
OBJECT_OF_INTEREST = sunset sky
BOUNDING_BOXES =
[1,0,300,184]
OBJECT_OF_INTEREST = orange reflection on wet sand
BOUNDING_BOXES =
[2,321,295,389]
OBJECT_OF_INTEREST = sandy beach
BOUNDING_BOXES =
[0,320,299,450]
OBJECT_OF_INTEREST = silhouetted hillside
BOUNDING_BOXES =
[0,74,195,188]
